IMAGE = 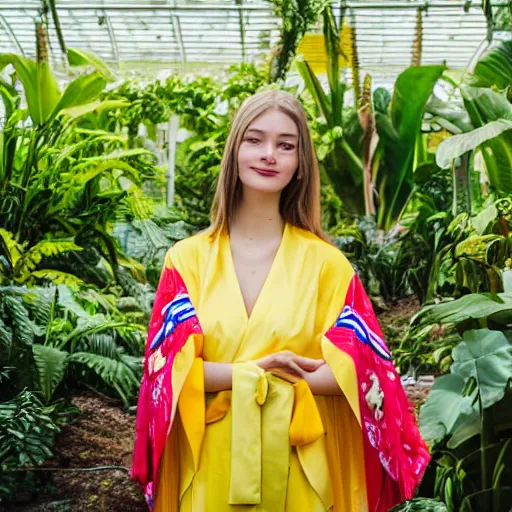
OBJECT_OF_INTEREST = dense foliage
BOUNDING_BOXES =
[1,5,511,509]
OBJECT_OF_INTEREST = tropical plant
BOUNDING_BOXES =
[470,40,512,92]
[296,5,445,228]
[0,282,146,407]
[373,65,445,230]
[0,44,162,292]
[413,295,512,512]
[426,199,512,300]
[390,498,447,512]
[267,0,325,82]
[425,41,512,218]
[0,391,60,499]
[296,5,365,214]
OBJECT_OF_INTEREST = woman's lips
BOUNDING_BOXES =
[251,167,279,177]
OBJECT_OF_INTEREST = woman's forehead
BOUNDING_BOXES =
[245,110,298,136]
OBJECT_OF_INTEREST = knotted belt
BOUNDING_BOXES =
[205,362,333,510]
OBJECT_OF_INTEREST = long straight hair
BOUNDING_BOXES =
[210,90,328,241]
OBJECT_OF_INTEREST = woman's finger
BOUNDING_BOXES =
[293,355,325,371]
[287,359,306,377]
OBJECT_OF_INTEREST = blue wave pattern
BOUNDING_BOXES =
[335,306,392,360]
[150,294,197,351]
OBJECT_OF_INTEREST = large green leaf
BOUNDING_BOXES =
[67,48,114,81]
[461,86,512,193]
[31,270,85,290]
[59,99,130,120]
[391,66,446,145]
[472,41,512,90]
[49,72,107,122]
[295,55,331,121]
[413,292,512,327]
[376,65,445,230]
[68,351,140,405]
[419,373,477,445]
[451,329,512,409]
[436,119,512,168]
[56,285,90,319]
[32,344,68,403]
[0,54,60,126]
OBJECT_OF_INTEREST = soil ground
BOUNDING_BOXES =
[5,297,432,512]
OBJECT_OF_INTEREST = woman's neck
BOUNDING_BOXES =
[231,188,284,240]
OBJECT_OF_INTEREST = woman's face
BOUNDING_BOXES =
[237,108,299,194]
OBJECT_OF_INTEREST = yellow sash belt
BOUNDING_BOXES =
[206,363,333,510]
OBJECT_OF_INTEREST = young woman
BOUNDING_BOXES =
[131,90,430,511]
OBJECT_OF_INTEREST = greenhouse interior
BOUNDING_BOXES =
[1,0,512,511]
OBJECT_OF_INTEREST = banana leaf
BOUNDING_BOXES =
[412,292,512,327]
[67,48,114,81]
[375,65,445,230]
[471,40,512,90]
[436,119,512,169]
[461,86,512,194]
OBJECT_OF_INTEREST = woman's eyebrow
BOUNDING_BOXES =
[246,128,298,138]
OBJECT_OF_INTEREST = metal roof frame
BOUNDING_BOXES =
[0,1,510,88]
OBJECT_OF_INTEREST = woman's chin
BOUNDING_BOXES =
[241,181,284,195]
[240,175,289,195]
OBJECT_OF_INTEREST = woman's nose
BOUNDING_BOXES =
[262,144,276,164]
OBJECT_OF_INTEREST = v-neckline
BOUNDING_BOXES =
[223,223,289,325]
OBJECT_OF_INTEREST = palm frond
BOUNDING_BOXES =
[25,239,83,270]
[0,229,25,272]
[31,270,85,290]
[2,295,35,345]
[0,317,12,347]
[59,313,144,351]
[68,351,140,405]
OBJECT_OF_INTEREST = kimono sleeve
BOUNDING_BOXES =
[131,247,204,510]
[323,273,430,512]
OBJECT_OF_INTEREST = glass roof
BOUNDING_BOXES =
[1,0,511,86]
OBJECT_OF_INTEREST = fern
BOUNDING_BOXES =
[68,351,140,405]
[32,344,68,403]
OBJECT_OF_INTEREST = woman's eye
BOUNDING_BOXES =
[280,142,295,150]
[245,137,260,144]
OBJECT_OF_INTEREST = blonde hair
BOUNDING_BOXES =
[210,90,328,241]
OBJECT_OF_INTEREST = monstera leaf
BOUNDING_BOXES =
[419,373,478,446]
[451,329,512,409]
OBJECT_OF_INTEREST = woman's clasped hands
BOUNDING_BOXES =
[253,350,325,383]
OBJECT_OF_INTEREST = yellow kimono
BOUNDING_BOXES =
[131,223,430,512]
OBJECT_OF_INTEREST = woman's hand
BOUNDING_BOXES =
[254,350,325,378]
